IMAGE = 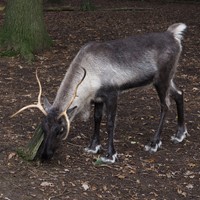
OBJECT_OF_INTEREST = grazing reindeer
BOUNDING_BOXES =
[12,23,188,163]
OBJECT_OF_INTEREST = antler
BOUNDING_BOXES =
[59,68,86,140]
[11,69,47,118]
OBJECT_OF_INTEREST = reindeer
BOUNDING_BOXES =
[12,23,188,163]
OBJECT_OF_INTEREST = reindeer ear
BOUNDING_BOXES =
[43,97,52,113]
[67,106,77,119]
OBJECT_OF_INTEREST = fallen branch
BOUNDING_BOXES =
[44,6,77,12]
[44,6,153,12]
[17,125,44,161]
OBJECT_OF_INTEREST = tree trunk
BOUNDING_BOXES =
[0,0,52,61]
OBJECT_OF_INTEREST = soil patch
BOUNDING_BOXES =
[0,1,200,199]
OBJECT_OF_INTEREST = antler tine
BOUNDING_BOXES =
[11,105,42,118]
[35,68,47,116]
[58,68,86,140]
[65,68,87,111]
[61,112,70,141]
[11,69,47,118]
[58,68,86,119]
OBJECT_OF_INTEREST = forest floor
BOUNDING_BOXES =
[0,1,200,200]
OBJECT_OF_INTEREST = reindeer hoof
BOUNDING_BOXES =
[171,129,188,144]
[84,145,101,154]
[144,140,162,153]
[98,153,118,164]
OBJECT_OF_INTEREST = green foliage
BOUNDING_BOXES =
[94,158,105,166]
[80,0,95,11]
[0,49,18,57]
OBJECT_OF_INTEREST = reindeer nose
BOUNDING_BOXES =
[41,149,54,160]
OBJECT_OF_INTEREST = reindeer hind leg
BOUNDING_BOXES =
[170,80,188,143]
[145,79,171,153]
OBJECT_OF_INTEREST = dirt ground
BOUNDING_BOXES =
[0,1,200,200]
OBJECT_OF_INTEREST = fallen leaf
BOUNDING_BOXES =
[188,163,196,168]
[177,188,187,197]
[8,152,16,160]
[186,184,194,190]
[103,185,107,191]
[40,181,54,187]
[116,174,126,179]
[82,182,89,191]
[142,158,156,163]
[184,170,193,176]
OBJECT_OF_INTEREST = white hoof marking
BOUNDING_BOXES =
[99,153,118,164]
[144,141,162,153]
[84,145,101,154]
[171,130,188,143]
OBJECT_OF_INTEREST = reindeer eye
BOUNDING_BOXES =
[55,126,64,137]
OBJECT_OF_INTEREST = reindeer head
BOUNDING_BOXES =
[11,68,86,160]
[38,109,68,160]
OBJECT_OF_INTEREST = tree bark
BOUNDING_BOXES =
[0,0,52,61]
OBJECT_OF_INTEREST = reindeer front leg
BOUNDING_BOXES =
[85,102,103,153]
[99,91,118,163]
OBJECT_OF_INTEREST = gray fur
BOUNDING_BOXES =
[50,23,186,121]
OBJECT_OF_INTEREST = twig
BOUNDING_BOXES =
[66,141,83,148]
[102,7,153,12]
[48,188,69,200]
[44,6,77,12]
[44,6,153,12]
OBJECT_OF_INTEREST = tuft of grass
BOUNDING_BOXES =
[94,158,105,165]
[80,0,95,11]
[0,49,19,57]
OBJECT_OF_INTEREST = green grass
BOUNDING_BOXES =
[80,0,95,11]
[0,49,19,57]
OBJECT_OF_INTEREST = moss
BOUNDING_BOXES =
[17,125,44,161]
[80,0,95,11]
[0,0,52,61]
[0,49,18,57]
